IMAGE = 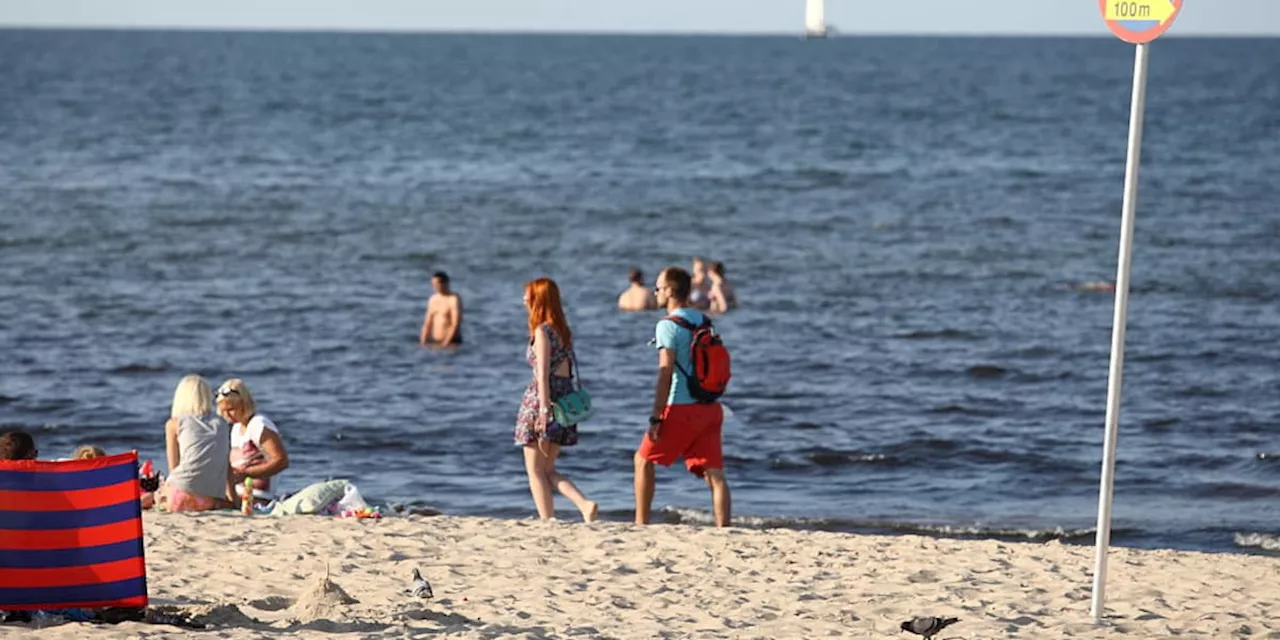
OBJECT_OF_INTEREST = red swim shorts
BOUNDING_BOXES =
[636,403,724,477]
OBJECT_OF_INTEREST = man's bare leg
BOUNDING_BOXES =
[634,453,655,524]
[705,469,731,527]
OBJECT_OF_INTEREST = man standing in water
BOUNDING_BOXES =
[617,267,658,312]
[634,266,731,527]
[419,272,463,348]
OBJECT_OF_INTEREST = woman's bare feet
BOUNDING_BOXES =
[581,500,599,523]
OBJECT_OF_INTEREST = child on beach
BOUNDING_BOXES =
[0,431,37,460]
[73,445,107,459]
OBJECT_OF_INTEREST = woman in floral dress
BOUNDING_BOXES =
[515,278,598,522]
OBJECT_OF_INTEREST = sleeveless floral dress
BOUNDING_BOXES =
[514,325,579,447]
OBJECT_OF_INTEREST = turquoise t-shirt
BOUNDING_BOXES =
[655,307,705,406]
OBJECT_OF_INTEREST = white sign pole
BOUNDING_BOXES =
[1091,41,1151,623]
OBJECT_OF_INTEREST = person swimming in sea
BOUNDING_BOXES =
[618,267,659,312]
[707,261,737,313]
[689,257,712,311]
[1074,281,1116,292]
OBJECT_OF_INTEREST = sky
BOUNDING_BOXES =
[0,0,1275,36]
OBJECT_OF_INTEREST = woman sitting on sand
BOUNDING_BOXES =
[514,278,598,522]
[157,374,233,512]
[217,378,289,506]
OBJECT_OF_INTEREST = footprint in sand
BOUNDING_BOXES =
[247,596,292,612]
[906,570,939,584]
[999,615,1041,631]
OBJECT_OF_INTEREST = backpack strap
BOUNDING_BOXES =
[568,347,583,388]
[660,315,710,384]
[662,315,712,332]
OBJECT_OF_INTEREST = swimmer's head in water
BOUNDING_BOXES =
[432,272,451,294]
[629,267,644,285]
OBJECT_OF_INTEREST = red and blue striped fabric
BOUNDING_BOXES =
[0,451,148,610]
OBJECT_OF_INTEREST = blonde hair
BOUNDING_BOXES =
[170,374,214,418]
[73,445,106,460]
[691,257,707,277]
[217,378,256,416]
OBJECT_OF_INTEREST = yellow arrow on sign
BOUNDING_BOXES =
[1104,0,1177,25]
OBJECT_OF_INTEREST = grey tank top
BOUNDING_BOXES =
[167,414,231,499]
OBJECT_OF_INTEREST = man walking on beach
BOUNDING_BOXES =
[634,267,731,527]
[419,272,463,348]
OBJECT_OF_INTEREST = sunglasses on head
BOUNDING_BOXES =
[216,387,240,399]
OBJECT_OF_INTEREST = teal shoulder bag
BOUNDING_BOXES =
[552,350,593,427]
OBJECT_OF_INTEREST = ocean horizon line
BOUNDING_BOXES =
[0,24,1276,39]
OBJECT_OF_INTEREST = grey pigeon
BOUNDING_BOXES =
[408,568,433,599]
[900,616,959,639]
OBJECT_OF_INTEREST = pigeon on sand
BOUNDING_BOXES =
[900,616,959,639]
[407,568,433,599]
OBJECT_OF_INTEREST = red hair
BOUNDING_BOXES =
[525,278,572,349]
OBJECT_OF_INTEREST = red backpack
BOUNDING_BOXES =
[664,315,731,403]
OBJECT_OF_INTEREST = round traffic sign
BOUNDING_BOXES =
[1099,0,1182,44]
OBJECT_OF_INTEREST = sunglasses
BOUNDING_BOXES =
[216,387,240,399]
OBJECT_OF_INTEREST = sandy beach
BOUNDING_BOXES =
[3,512,1278,638]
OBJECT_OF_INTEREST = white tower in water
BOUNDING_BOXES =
[805,0,827,38]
